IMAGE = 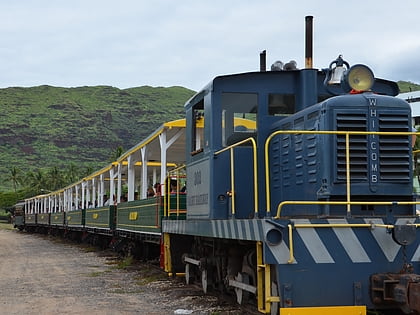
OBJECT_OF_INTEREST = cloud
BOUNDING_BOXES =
[1,1,420,90]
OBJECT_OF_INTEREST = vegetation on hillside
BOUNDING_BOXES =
[397,81,420,93]
[0,163,96,215]
[0,85,195,194]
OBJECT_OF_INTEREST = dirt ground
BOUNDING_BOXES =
[0,228,256,315]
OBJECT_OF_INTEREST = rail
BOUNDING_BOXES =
[265,130,419,218]
[214,137,258,216]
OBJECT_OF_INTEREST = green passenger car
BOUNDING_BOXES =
[117,197,163,234]
[13,202,25,230]
[14,215,24,228]
[37,213,50,225]
[66,210,85,227]
[85,205,116,230]
[50,212,65,226]
[25,213,36,225]
[116,195,186,234]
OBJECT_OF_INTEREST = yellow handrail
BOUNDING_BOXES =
[214,137,258,216]
[345,133,351,215]
[231,149,235,214]
[166,165,186,217]
[275,200,420,219]
[256,241,280,313]
[265,130,418,217]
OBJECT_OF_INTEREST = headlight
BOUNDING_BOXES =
[342,64,374,92]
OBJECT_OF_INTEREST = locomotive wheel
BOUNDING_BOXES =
[234,272,250,304]
[201,269,208,294]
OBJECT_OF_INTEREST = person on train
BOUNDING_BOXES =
[147,186,155,198]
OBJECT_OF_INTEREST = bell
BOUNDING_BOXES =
[328,65,346,85]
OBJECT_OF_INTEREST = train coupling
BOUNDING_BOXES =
[371,272,420,314]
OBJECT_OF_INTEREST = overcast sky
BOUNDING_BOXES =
[1,0,420,92]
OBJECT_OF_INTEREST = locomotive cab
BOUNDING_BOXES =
[185,57,406,220]
[185,70,310,220]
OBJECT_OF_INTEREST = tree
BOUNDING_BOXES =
[81,166,94,178]
[109,146,124,162]
[64,163,79,185]
[8,167,21,194]
[25,169,46,196]
[46,166,64,191]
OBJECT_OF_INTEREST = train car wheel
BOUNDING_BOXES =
[234,272,250,304]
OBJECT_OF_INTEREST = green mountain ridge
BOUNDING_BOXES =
[397,81,420,93]
[1,80,419,192]
[0,85,195,191]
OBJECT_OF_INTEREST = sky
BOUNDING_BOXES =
[1,0,420,92]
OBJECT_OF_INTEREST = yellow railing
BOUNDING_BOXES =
[256,241,280,313]
[165,165,187,217]
[214,137,258,216]
[276,200,420,219]
[265,130,419,217]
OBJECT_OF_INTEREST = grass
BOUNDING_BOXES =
[116,255,134,269]
[0,222,14,230]
[134,264,167,285]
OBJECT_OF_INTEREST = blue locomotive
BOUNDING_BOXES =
[163,20,420,313]
[14,17,420,315]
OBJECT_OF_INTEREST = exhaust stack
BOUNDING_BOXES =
[260,50,266,72]
[305,16,313,69]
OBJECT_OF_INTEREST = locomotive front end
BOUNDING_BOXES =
[266,57,420,314]
[269,58,415,217]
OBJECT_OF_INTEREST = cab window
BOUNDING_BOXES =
[191,100,204,155]
[221,92,257,146]
[268,93,295,116]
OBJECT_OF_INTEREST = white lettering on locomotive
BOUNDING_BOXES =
[368,97,378,184]
[371,142,376,150]
[371,152,377,161]
[369,98,377,106]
